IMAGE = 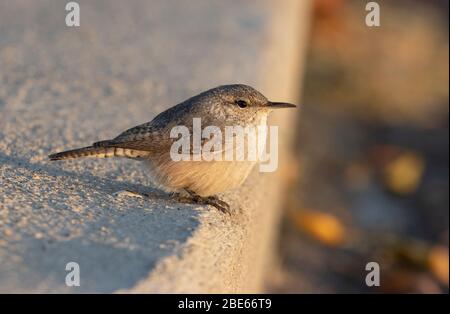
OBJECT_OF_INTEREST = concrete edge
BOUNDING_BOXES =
[119,0,312,293]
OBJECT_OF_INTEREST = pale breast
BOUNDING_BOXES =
[144,157,256,197]
[144,112,269,196]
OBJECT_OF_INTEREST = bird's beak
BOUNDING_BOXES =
[267,101,297,109]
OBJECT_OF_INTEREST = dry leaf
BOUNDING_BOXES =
[382,151,425,195]
[427,245,449,286]
[381,270,441,293]
[291,210,345,246]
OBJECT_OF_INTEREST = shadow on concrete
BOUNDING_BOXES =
[0,151,201,293]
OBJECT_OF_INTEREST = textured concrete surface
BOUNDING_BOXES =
[0,0,310,293]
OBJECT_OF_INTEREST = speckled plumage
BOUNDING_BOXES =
[49,84,295,197]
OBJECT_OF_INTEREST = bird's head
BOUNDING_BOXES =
[194,84,296,125]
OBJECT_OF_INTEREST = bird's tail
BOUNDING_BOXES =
[49,145,149,161]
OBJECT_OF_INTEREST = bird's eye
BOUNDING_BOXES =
[235,100,248,108]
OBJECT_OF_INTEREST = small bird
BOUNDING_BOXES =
[49,84,296,213]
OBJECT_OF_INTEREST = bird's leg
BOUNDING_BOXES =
[170,192,197,205]
[118,189,232,214]
[204,195,231,214]
[182,189,231,214]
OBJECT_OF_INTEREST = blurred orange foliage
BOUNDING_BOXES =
[382,151,425,195]
[427,245,449,286]
[291,210,346,246]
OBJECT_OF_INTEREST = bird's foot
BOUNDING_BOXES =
[115,189,232,214]
[202,195,231,214]
[174,190,231,214]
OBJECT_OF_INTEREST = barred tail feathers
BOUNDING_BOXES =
[48,146,149,160]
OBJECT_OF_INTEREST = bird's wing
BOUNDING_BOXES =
[93,122,171,152]
[94,102,191,152]
[95,124,240,158]
[92,100,243,156]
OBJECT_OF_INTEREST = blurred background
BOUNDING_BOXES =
[270,0,449,293]
[0,0,447,294]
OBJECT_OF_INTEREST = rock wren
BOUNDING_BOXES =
[49,84,296,213]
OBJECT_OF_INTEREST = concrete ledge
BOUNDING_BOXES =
[0,0,310,293]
